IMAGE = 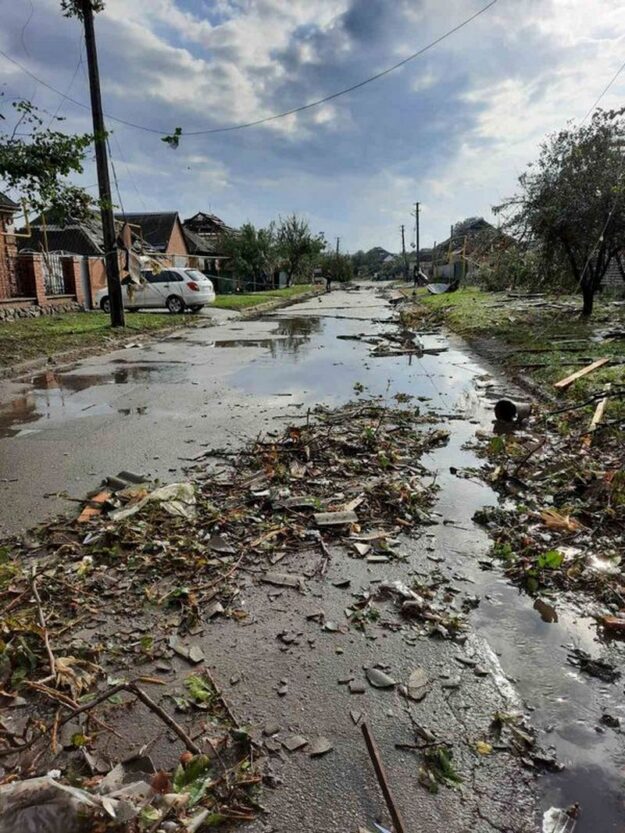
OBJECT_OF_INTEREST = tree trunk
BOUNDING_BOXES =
[581,284,594,317]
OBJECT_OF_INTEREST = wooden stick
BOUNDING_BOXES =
[554,357,610,390]
[30,570,56,679]
[582,385,610,448]
[361,721,406,833]
[127,684,201,755]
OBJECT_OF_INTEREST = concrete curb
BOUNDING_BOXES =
[0,287,325,383]
[238,287,324,319]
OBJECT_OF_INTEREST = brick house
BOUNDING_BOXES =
[19,213,158,308]
[114,212,189,265]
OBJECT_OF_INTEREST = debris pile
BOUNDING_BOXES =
[0,399,445,829]
[471,401,625,624]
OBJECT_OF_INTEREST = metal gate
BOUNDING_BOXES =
[42,252,67,295]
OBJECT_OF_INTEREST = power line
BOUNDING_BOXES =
[581,57,625,123]
[0,0,497,138]
[45,45,84,129]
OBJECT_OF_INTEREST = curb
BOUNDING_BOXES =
[238,287,324,319]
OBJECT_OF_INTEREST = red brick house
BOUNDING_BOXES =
[0,192,19,301]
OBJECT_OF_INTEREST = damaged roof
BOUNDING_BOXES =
[115,212,180,251]
[0,192,19,212]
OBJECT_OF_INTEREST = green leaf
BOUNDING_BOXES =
[185,674,215,704]
[205,813,228,826]
[537,549,564,570]
[140,636,154,654]
[172,755,213,806]
[71,732,88,748]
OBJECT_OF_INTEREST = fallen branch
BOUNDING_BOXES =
[582,384,611,448]
[127,683,201,755]
[0,680,200,758]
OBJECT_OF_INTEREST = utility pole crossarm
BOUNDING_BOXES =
[81,0,125,327]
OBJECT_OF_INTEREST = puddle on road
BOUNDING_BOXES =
[0,365,177,438]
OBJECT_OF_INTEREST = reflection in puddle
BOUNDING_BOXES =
[0,366,177,437]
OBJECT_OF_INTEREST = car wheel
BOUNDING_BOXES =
[189,305,203,313]
[166,295,185,314]
[100,297,111,313]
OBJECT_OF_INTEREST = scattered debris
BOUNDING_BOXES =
[309,736,333,757]
[567,648,621,683]
[402,668,429,702]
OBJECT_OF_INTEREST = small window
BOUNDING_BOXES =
[149,270,176,283]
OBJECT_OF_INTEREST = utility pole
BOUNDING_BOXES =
[400,224,408,282]
[81,0,125,327]
[415,202,421,278]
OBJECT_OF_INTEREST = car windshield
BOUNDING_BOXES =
[184,270,210,282]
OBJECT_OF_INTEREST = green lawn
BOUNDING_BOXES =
[212,284,316,310]
[0,311,180,368]
[402,287,625,417]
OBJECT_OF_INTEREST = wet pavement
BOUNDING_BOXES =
[1,285,623,831]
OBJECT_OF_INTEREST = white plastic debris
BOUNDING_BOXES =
[110,482,196,522]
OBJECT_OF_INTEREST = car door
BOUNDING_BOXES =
[143,270,174,308]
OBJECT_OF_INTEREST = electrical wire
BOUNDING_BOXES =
[581,57,625,123]
[0,0,497,137]
[45,45,84,129]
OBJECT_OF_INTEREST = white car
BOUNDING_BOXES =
[96,268,216,314]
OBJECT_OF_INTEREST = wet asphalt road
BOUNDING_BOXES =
[1,286,624,831]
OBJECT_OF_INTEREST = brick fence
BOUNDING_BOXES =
[0,252,86,321]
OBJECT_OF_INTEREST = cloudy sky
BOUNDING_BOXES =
[1,0,624,251]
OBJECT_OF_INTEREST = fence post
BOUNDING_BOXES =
[32,255,48,306]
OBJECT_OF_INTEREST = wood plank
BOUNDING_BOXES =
[554,357,610,390]
[582,385,611,448]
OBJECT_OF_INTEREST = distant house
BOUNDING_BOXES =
[432,218,501,281]
[182,212,233,274]
[1,196,88,314]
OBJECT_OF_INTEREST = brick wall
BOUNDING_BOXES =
[0,210,18,299]
[168,219,190,257]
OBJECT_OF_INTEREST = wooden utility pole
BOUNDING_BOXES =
[400,224,408,281]
[81,0,125,327]
[415,202,421,277]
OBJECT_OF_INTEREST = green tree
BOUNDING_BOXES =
[60,0,105,17]
[0,98,94,224]
[220,223,276,286]
[497,109,625,316]
[320,251,353,284]
[276,214,324,287]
